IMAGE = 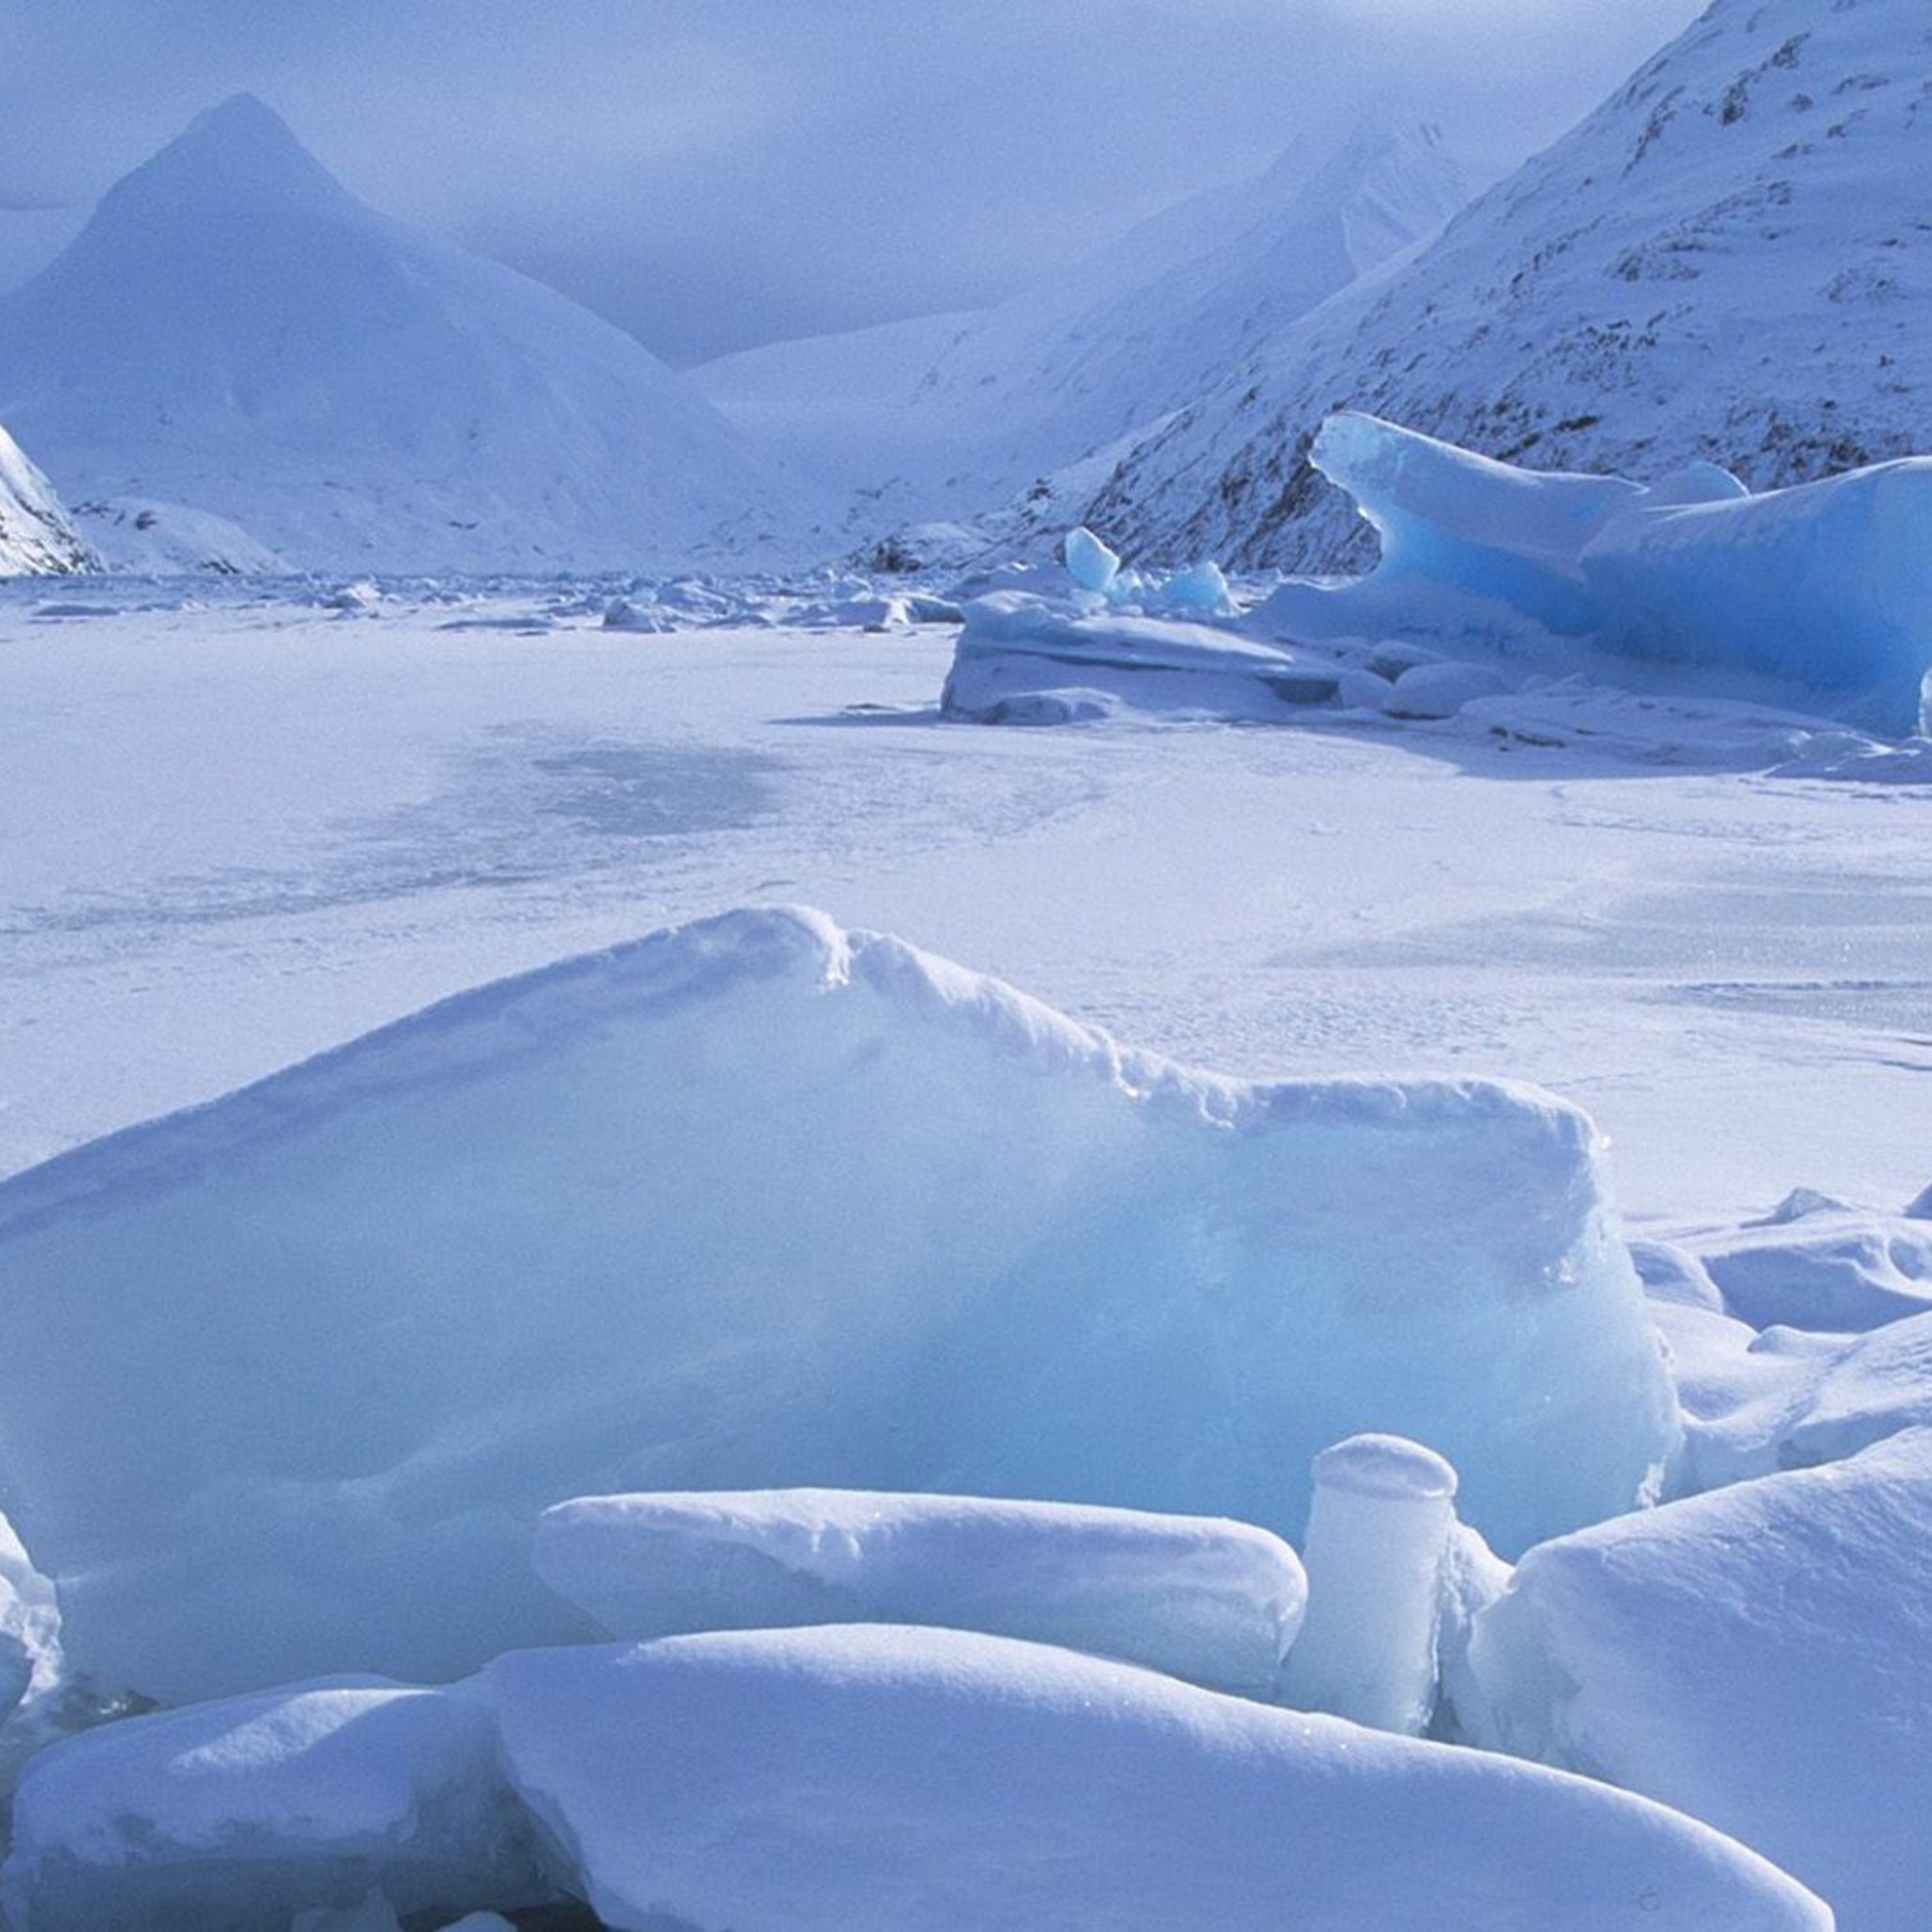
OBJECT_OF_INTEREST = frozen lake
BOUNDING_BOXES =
[3,580,1928,1226]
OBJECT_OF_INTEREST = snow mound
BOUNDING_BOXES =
[0,95,815,574]
[1465,1425,1932,1932]
[1258,413,1932,736]
[0,906,1675,1701]
[1690,1204,1932,1332]
[1089,0,1932,573]
[0,423,92,576]
[483,1624,1827,1931]
[2,1677,546,1931]
[534,1488,1305,1700]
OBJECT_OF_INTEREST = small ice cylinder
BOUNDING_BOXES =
[1281,1433,1458,1735]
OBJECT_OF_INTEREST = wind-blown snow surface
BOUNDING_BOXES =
[0,906,1674,1701]
[0,425,90,576]
[481,1625,1828,1932]
[1088,0,1932,570]
[534,1489,1307,1699]
[694,121,1463,541]
[0,97,814,574]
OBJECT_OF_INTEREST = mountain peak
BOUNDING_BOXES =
[97,93,358,222]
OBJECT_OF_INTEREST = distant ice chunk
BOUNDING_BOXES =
[1259,412,1932,736]
[1463,1425,1932,1932]
[482,1624,1828,1931]
[943,591,1341,723]
[535,1488,1306,1700]
[1,1678,546,1932]
[0,906,1676,1700]
[1282,1435,1458,1735]
[1062,525,1121,593]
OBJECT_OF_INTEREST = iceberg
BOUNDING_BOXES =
[1463,1425,1932,1932]
[534,1488,1305,1701]
[0,907,1676,1701]
[482,1624,1828,1931]
[1259,413,1932,736]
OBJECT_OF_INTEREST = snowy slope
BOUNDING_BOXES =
[0,96,818,574]
[1090,0,1932,570]
[0,423,91,575]
[693,122,1464,537]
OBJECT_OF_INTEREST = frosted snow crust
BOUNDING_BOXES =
[0,906,1675,1701]
[483,1624,1827,1932]
[534,1488,1306,1699]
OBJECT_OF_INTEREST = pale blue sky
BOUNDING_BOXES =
[0,0,1709,362]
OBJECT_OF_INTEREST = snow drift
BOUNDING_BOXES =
[534,1488,1306,1700]
[1088,0,1932,571]
[482,1624,1827,1932]
[1464,1425,1932,1932]
[2,1677,546,1932]
[0,907,1676,1701]
[0,95,814,574]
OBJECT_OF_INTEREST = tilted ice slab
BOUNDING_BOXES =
[1464,1425,1932,1932]
[2,1676,547,1932]
[0,907,1676,1700]
[484,1624,1827,1932]
[1258,413,1932,736]
[534,1488,1306,1701]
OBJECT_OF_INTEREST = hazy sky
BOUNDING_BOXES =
[0,0,1709,364]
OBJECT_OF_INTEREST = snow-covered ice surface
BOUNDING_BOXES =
[0,896,1672,1699]
[483,1624,1827,1932]
[534,1489,1306,1700]
[1464,1425,1932,1932]
[2,579,1926,1924]
[1090,0,1932,571]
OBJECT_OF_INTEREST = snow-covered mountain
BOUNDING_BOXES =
[694,121,1466,540]
[0,96,817,574]
[1086,0,1932,571]
[0,422,91,575]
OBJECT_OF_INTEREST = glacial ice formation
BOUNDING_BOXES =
[1259,413,1932,736]
[0,906,1675,1700]
[482,1624,1828,1931]
[534,1488,1306,1700]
